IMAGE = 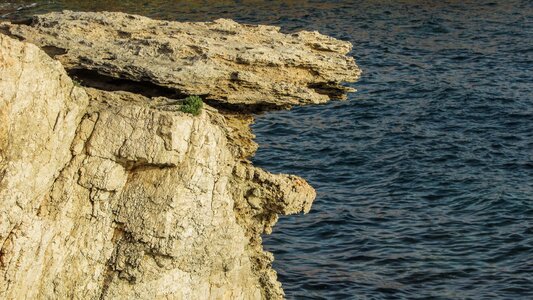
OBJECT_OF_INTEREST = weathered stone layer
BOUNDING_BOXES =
[1,10,361,110]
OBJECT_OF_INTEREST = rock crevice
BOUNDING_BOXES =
[0,11,360,299]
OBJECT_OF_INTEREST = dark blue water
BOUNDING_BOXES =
[4,1,532,299]
[251,2,533,299]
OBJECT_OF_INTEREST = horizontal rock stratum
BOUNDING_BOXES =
[2,10,361,110]
[0,11,360,299]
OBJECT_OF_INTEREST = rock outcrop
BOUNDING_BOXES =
[0,11,359,299]
[1,10,361,110]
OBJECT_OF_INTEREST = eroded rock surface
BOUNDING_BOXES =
[1,10,361,110]
[0,11,359,300]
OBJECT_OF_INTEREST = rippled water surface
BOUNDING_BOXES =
[3,1,532,299]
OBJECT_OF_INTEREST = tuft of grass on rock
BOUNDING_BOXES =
[180,95,203,116]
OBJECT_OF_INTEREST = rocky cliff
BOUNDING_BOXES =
[0,11,360,299]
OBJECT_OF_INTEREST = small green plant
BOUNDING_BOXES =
[72,79,82,87]
[180,95,203,116]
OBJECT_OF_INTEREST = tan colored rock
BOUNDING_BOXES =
[0,32,89,256]
[0,31,321,299]
[1,10,361,109]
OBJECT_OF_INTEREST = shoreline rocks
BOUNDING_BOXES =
[0,12,359,299]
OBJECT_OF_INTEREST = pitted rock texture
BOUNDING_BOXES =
[1,10,361,109]
[0,34,317,299]
[0,33,89,247]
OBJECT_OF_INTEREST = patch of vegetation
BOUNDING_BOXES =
[72,79,82,87]
[180,95,203,116]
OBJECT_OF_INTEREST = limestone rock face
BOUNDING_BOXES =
[0,33,316,299]
[1,10,361,109]
[0,11,359,300]
[0,33,89,257]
